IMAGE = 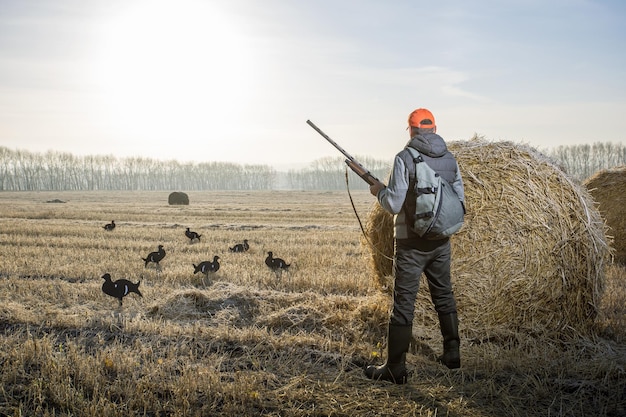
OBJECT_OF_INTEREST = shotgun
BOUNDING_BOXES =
[306,120,380,186]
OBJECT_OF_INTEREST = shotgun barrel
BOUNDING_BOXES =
[306,120,379,186]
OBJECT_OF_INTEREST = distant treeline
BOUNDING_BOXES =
[0,148,276,191]
[548,142,626,181]
[0,147,390,191]
[0,142,623,191]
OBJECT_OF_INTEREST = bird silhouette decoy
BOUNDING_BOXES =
[101,273,142,307]
[143,245,166,268]
[193,255,220,276]
[265,251,290,277]
[103,220,116,231]
[229,239,250,252]
[185,227,202,243]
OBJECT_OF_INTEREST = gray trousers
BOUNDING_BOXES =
[390,238,457,326]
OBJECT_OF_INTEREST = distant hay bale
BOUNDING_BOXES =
[362,138,611,337]
[583,166,626,264]
[168,191,189,205]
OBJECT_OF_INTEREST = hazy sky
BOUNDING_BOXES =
[1,0,625,167]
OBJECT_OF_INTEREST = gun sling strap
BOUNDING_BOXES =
[344,167,394,262]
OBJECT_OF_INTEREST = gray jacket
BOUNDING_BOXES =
[376,133,465,240]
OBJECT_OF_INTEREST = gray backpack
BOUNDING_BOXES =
[406,147,465,240]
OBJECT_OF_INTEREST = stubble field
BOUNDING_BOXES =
[0,190,624,416]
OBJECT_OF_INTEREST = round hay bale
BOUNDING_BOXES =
[362,138,611,337]
[168,191,189,205]
[583,166,626,264]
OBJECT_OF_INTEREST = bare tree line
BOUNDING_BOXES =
[284,156,392,190]
[546,142,626,181]
[0,142,623,191]
[0,148,276,191]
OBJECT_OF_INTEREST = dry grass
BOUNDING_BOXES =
[0,190,624,416]
[584,166,626,264]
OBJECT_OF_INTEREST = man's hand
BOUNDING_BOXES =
[369,179,386,197]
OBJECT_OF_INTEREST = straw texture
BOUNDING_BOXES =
[583,166,626,264]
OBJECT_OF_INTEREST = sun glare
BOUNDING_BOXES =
[92,1,254,154]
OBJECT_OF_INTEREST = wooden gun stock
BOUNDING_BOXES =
[345,159,377,185]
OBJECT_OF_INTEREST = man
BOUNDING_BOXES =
[366,108,465,384]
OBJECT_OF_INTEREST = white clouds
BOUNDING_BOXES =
[0,0,624,166]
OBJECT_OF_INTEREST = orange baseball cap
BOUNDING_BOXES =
[407,108,436,129]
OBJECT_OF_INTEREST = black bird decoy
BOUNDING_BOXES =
[265,251,290,277]
[101,273,142,307]
[185,227,202,243]
[143,245,166,268]
[229,239,250,252]
[193,255,220,276]
[103,220,116,231]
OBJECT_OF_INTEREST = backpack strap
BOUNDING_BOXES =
[406,146,424,164]
[406,146,438,195]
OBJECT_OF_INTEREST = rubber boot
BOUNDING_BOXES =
[437,312,460,369]
[364,323,412,384]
